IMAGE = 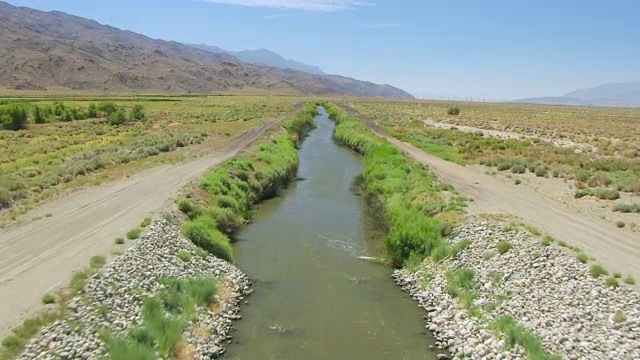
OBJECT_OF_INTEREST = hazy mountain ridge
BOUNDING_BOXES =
[189,44,325,75]
[514,81,640,107]
[0,1,412,98]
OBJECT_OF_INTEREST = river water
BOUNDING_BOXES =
[226,108,437,360]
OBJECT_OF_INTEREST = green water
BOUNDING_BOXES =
[226,108,437,360]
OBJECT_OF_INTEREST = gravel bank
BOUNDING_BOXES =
[17,219,251,360]
[394,221,640,360]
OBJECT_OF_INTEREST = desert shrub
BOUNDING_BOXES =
[576,253,588,263]
[575,188,620,200]
[624,276,636,285]
[90,255,106,269]
[130,104,146,120]
[32,105,46,124]
[511,165,526,174]
[181,216,233,262]
[616,221,626,228]
[497,162,512,171]
[514,179,522,185]
[126,228,141,240]
[497,241,513,254]
[447,107,460,115]
[0,186,11,208]
[41,294,55,305]
[109,109,127,126]
[177,251,192,263]
[575,170,591,182]
[0,104,29,130]
[115,237,125,245]
[87,103,98,118]
[605,277,619,287]
[99,102,119,116]
[493,315,562,360]
[613,203,640,213]
[590,264,608,278]
[140,217,151,228]
[534,166,548,177]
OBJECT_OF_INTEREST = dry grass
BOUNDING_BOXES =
[0,94,299,225]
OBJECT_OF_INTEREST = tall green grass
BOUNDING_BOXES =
[104,277,217,359]
[325,103,461,267]
[179,103,318,262]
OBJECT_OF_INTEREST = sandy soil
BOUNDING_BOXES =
[423,119,596,153]
[349,108,640,288]
[0,115,287,338]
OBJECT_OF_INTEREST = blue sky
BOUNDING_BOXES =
[6,0,640,99]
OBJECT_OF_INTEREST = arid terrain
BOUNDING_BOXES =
[0,1,411,98]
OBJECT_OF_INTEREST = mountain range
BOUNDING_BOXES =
[514,81,640,107]
[0,1,412,98]
[188,44,325,75]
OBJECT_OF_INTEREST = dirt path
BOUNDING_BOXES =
[348,107,640,287]
[0,115,287,338]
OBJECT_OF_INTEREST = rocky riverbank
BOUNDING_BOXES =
[17,219,251,360]
[394,221,640,360]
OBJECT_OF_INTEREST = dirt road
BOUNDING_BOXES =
[351,108,640,286]
[0,115,286,338]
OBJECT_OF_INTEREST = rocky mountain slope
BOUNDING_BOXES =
[0,1,412,98]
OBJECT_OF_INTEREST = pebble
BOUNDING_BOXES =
[392,221,640,359]
[17,219,252,360]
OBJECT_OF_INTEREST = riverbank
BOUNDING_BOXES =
[327,103,640,359]
[394,220,640,359]
[3,104,317,360]
[13,219,251,359]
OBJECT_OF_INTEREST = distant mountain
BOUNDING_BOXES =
[0,1,412,98]
[514,81,640,107]
[189,44,325,75]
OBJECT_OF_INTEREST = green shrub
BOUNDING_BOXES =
[514,179,522,185]
[130,104,146,120]
[590,264,608,278]
[497,241,513,254]
[90,255,106,269]
[127,229,141,240]
[447,107,460,115]
[99,102,119,116]
[493,315,562,360]
[181,217,234,262]
[0,186,11,208]
[41,294,55,305]
[177,251,192,263]
[624,275,636,285]
[541,235,554,246]
[115,237,125,245]
[511,165,526,174]
[534,167,548,177]
[140,217,151,228]
[109,109,127,126]
[576,253,588,263]
[0,105,29,130]
[497,162,512,171]
[575,188,620,200]
[605,277,619,287]
[616,221,626,228]
[613,203,640,213]
[613,272,622,278]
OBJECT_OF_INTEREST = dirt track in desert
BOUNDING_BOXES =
[0,115,287,338]
[348,107,640,287]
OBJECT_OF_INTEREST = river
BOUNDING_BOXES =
[226,107,437,359]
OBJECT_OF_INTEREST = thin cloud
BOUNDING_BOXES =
[263,13,283,19]
[200,0,373,12]
[361,22,399,29]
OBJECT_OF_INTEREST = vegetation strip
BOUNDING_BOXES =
[325,104,573,359]
[324,103,466,267]
[178,102,318,261]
